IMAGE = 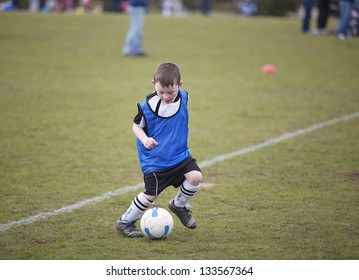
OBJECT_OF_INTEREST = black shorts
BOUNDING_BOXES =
[143,157,201,196]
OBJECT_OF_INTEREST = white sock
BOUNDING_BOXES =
[119,192,153,223]
[174,179,199,207]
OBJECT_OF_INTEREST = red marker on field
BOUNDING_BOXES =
[262,64,277,74]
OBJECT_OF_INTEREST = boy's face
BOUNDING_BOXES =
[152,80,182,104]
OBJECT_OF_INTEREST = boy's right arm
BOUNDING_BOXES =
[132,123,158,149]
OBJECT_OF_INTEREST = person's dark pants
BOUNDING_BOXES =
[317,0,330,29]
[302,0,313,32]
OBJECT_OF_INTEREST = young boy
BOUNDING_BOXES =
[116,62,202,237]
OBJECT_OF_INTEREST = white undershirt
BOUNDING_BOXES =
[137,92,183,128]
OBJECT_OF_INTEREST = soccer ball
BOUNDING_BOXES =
[140,207,174,239]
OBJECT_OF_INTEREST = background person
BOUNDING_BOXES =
[336,0,355,39]
[122,0,149,56]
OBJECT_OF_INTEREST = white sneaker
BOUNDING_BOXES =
[337,34,346,40]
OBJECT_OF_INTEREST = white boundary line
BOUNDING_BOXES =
[1,112,358,233]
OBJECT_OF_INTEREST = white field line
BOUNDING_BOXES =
[1,112,358,233]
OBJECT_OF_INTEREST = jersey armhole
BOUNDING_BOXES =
[133,103,143,125]
[134,103,148,135]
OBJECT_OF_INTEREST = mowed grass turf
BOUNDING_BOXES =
[0,12,358,260]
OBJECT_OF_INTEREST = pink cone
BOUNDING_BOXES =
[262,64,276,74]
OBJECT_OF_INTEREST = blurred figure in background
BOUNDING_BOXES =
[237,0,257,17]
[316,0,330,34]
[201,0,212,15]
[111,0,121,12]
[80,0,92,12]
[122,0,149,56]
[302,0,313,33]
[161,0,185,17]
[55,0,73,12]
[348,0,359,36]
[29,0,40,12]
[336,0,355,39]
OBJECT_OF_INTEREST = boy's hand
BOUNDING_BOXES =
[143,137,158,149]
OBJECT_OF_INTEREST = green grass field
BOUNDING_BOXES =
[0,12,358,260]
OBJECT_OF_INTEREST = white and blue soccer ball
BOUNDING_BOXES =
[140,207,174,239]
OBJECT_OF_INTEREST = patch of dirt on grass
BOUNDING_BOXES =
[345,172,359,181]
[201,183,215,189]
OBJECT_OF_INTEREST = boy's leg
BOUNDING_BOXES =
[174,178,200,207]
[169,170,202,229]
[116,192,154,237]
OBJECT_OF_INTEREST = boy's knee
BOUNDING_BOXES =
[186,171,202,186]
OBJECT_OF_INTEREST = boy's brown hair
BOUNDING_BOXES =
[153,62,181,87]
